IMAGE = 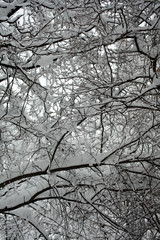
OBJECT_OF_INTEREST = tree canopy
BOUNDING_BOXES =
[0,0,160,239]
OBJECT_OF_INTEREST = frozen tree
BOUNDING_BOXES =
[0,0,160,239]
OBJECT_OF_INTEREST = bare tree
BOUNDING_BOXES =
[0,0,160,239]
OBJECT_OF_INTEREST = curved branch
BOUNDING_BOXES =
[7,212,49,240]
